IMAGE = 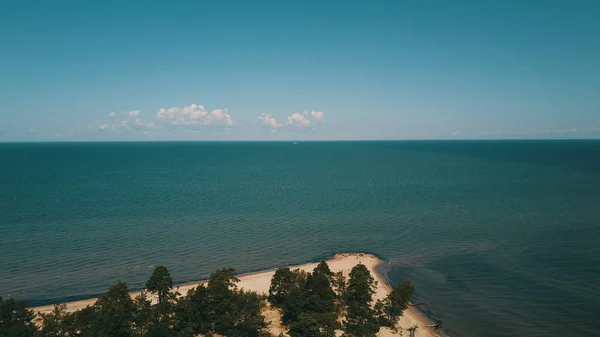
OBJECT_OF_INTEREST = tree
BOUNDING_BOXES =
[332,271,347,297]
[271,269,308,325]
[313,261,334,280]
[208,267,239,294]
[146,266,174,306]
[383,280,414,325]
[226,290,268,337]
[343,264,376,307]
[288,313,326,337]
[173,285,211,336]
[37,303,77,337]
[68,305,96,336]
[342,264,379,337]
[91,280,135,337]
[0,296,37,337]
[302,272,336,314]
[131,291,153,336]
[207,268,239,331]
[269,268,296,307]
[343,302,379,337]
[204,268,269,337]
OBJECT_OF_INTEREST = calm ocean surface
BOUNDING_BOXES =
[1,141,599,336]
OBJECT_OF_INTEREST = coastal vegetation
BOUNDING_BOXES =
[1,261,414,337]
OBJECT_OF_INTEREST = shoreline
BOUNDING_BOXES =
[30,252,442,337]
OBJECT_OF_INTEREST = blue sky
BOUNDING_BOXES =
[1,0,599,141]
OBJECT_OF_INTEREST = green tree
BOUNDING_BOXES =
[288,313,325,337]
[208,267,239,294]
[205,268,269,337]
[313,261,334,280]
[145,266,174,306]
[343,264,376,307]
[226,290,268,337]
[91,280,135,337]
[332,271,347,297]
[383,280,414,325]
[343,302,379,337]
[131,291,153,336]
[173,285,211,336]
[280,270,309,324]
[37,304,77,337]
[207,267,239,333]
[68,306,96,336]
[0,296,37,337]
[145,319,177,337]
[342,264,379,337]
[302,272,336,314]
[268,268,296,307]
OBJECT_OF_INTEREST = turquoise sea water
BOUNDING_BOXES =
[1,141,599,336]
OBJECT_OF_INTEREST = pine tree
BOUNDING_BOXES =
[146,266,174,306]
[0,296,37,337]
[342,264,379,337]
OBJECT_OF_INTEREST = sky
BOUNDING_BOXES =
[1,0,599,141]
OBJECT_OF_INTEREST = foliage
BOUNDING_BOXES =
[37,304,77,337]
[0,296,37,337]
[268,268,296,307]
[313,261,334,280]
[332,271,346,297]
[342,264,379,337]
[91,280,135,337]
[9,259,415,337]
[383,280,415,325]
[173,285,211,336]
[224,289,268,337]
[269,269,308,324]
[288,313,328,337]
[302,272,336,314]
[343,264,376,307]
[145,266,174,306]
[131,291,153,336]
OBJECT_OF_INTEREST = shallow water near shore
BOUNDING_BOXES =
[2,140,599,336]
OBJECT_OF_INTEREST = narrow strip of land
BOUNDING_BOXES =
[31,253,440,337]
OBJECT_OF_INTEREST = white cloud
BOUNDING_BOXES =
[529,128,552,134]
[553,128,577,134]
[108,112,117,118]
[257,110,325,132]
[123,118,161,132]
[28,128,36,133]
[526,128,578,135]
[310,111,325,120]
[98,124,109,131]
[287,112,312,127]
[126,110,140,117]
[156,104,235,129]
[258,113,281,130]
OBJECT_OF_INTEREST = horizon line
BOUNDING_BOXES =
[2,138,600,144]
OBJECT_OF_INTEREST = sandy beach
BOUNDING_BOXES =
[31,253,440,337]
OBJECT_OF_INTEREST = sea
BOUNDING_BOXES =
[1,141,599,337]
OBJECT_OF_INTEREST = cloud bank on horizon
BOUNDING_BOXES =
[258,110,325,132]
[88,104,326,136]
